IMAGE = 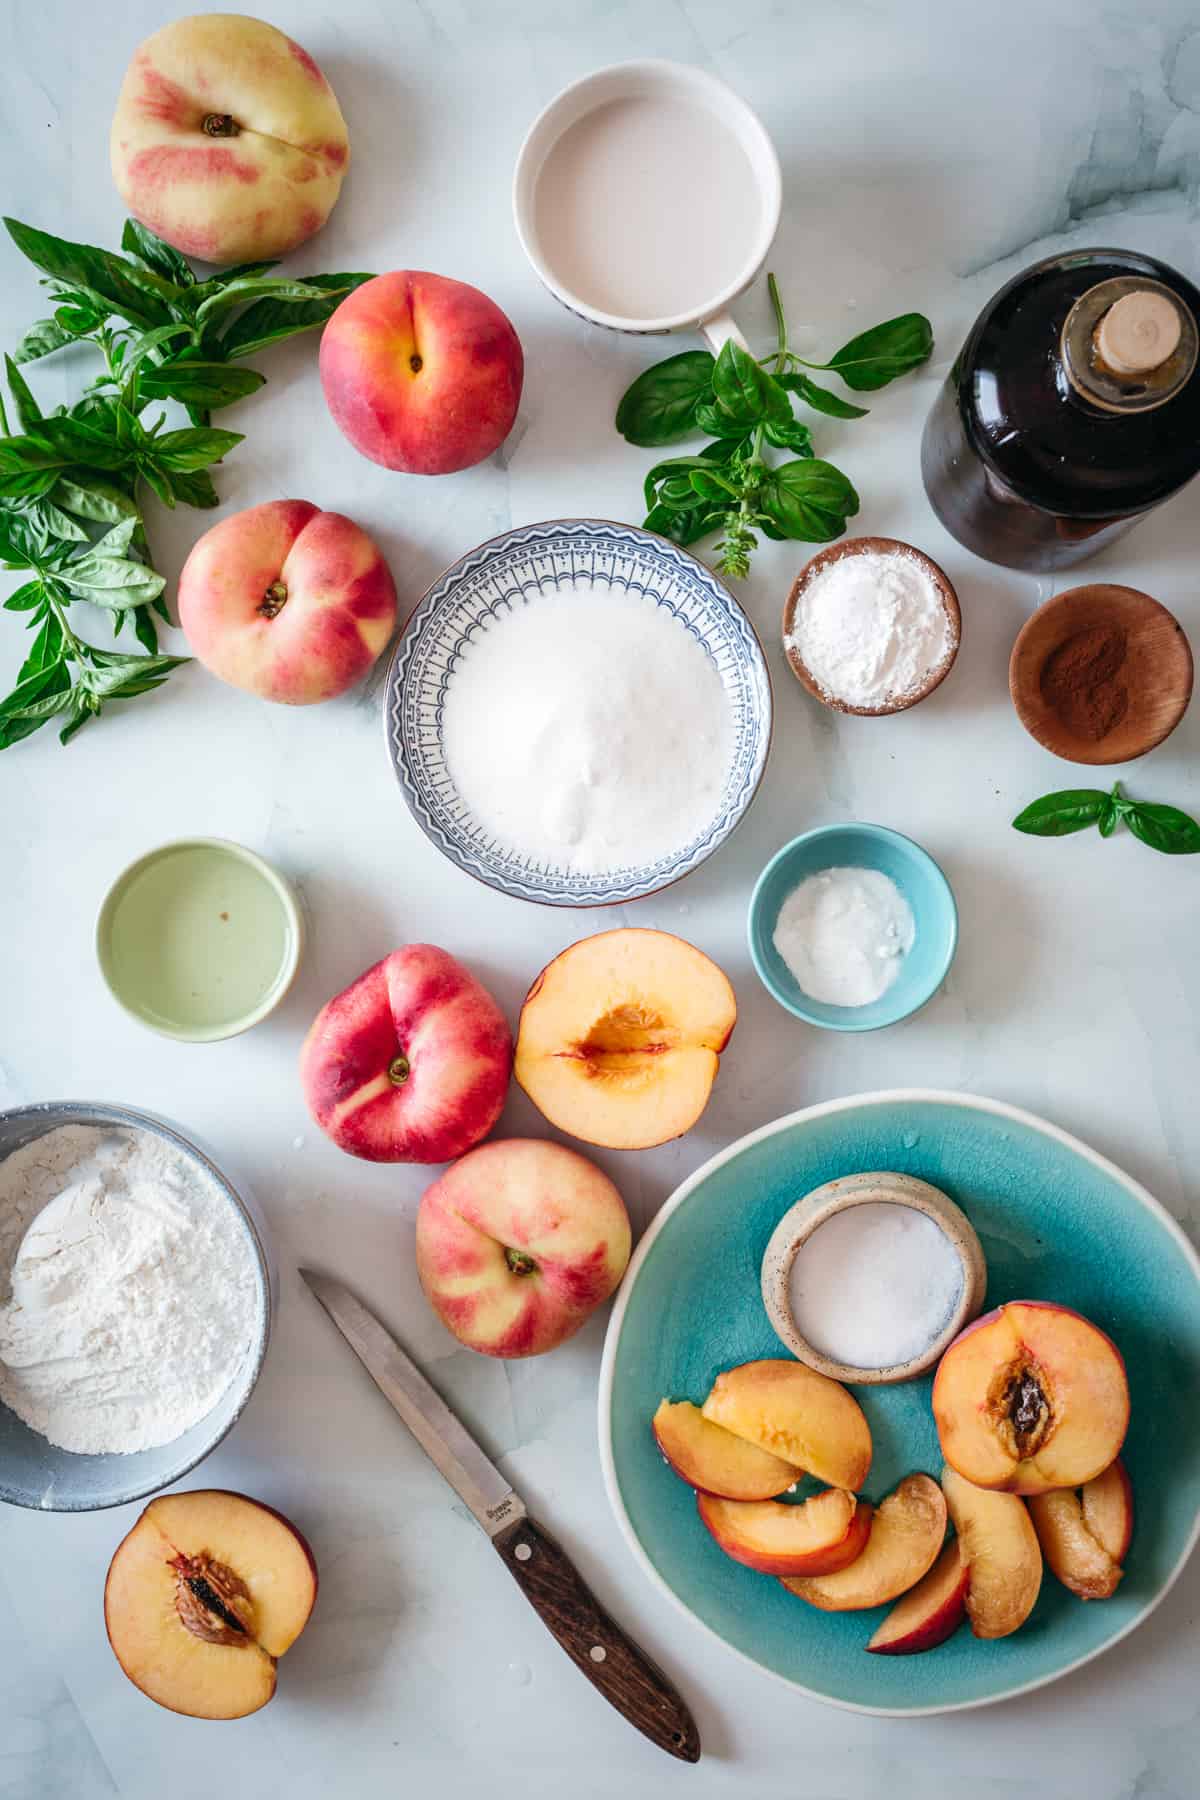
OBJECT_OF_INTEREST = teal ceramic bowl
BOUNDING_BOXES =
[599,1091,1200,1715]
[748,825,958,1030]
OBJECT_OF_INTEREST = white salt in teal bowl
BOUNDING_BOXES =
[0,1101,273,1512]
[383,518,772,906]
[748,824,957,1030]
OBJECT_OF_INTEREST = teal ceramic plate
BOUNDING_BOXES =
[599,1091,1200,1715]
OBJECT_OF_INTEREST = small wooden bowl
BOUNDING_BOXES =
[760,1171,987,1385]
[782,536,961,716]
[1009,584,1193,766]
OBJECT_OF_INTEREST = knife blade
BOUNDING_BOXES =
[300,1269,700,1764]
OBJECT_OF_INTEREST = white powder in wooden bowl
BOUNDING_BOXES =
[787,550,953,709]
[441,585,732,873]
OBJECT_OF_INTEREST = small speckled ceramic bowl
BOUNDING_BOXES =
[96,838,303,1042]
[760,1171,987,1383]
[747,824,958,1031]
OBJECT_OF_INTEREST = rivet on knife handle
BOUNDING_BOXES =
[493,1515,700,1763]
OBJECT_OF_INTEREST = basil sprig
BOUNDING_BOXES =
[0,216,374,749]
[1013,782,1200,855]
[615,273,932,578]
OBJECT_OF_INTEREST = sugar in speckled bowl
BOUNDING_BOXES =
[0,1101,274,1512]
[600,1091,1200,1715]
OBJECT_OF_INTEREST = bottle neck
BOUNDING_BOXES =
[1061,277,1198,414]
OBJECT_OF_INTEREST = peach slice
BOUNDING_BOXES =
[1081,1457,1134,1563]
[514,929,736,1151]
[698,1489,871,1577]
[867,1541,969,1655]
[701,1359,872,1493]
[941,1466,1042,1639]
[782,1474,947,1610]
[104,1490,317,1718]
[652,1400,801,1500]
[932,1301,1129,1496]
[1026,1488,1123,1600]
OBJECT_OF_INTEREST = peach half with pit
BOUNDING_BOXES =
[932,1301,1129,1496]
[941,1466,1043,1639]
[104,1490,317,1718]
[700,1359,872,1493]
[781,1473,947,1611]
[652,1400,801,1501]
[514,929,736,1151]
[698,1489,872,1578]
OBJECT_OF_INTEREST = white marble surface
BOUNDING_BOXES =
[3,0,1200,1793]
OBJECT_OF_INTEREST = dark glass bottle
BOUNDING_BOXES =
[921,248,1200,571]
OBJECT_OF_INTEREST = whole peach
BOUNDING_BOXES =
[110,14,350,264]
[416,1139,631,1357]
[301,947,512,1163]
[177,500,396,705]
[319,271,523,475]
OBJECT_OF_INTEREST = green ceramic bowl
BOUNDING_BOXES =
[97,838,303,1042]
[599,1091,1200,1715]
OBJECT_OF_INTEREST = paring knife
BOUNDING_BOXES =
[299,1269,700,1763]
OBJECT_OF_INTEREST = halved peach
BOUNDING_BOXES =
[782,1474,946,1610]
[932,1301,1129,1496]
[941,1466,1042,1639]
[514,929,736,1151]
[698,1489,871,1577]
[1027,1488,1123,1600]
[104,1491,317,1718]
[1081,1457,1134,1563]
[867,1541,969,1655]
[701,1359,872,1493]
[652,1400,801,1500]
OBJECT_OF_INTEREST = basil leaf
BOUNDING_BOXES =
[759,458,860,541]
[138,360,266,409]
[132,605,160,653]
[194,275,342,329]
[763,416,815,454]
[189,262,280,301]
[711,341,790,428]
[616,351,715,447]
[3,580,43,611]
[689,467,739,502]
[148,426,243,471]
[1012,790,1107,837]
[120,219,195,289]
[818,313,934,392]
[694,399,755,439]
[119,322,197,385]
[5,354,42,430]
[52,473,140,524]
[0,659,70,749]
[643,502,721,547]
[643,453,726,513]
[34,499,89,543]
[3,217,173,329]
[1098,794,1118,838]
[81,652,188,699]
[218,272,374,360]
[55,300,107,335]
[1124,801,1200,856]
[27,416,131,471]
[17,608,63,679]
[0,660,71,720]
[14,318,76,364]
[163,466,220,509]
[89,516,140,558]
[61,557,165,608]
[781,371,870,419]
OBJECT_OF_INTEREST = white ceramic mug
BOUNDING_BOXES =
[512,59,781,352]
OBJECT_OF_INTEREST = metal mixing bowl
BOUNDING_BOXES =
[0,1101,275,1512]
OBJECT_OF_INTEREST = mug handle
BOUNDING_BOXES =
[700,311,748,354]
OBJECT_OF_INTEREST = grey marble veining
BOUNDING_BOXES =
[2,0,1199,1795]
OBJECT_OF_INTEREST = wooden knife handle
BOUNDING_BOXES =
[493,1515,700,1763]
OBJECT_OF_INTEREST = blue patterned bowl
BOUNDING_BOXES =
[383,519,772,906]
[599,1091,1200,1714]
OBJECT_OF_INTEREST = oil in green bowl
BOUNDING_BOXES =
[97,840,302,1041]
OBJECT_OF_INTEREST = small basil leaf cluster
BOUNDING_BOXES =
[1013,783,1200,855]
[0,215,374,750]
[614,274,933,579]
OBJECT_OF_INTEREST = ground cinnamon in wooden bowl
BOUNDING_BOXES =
[1009,583,1192,765]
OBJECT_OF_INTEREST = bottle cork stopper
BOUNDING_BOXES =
[1096,290,1183,375]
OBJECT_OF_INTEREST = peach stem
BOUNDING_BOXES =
[504,1248,538,1277]
[387,1054,410,1086]
[258,581,288,620]
[203,114,240,137]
